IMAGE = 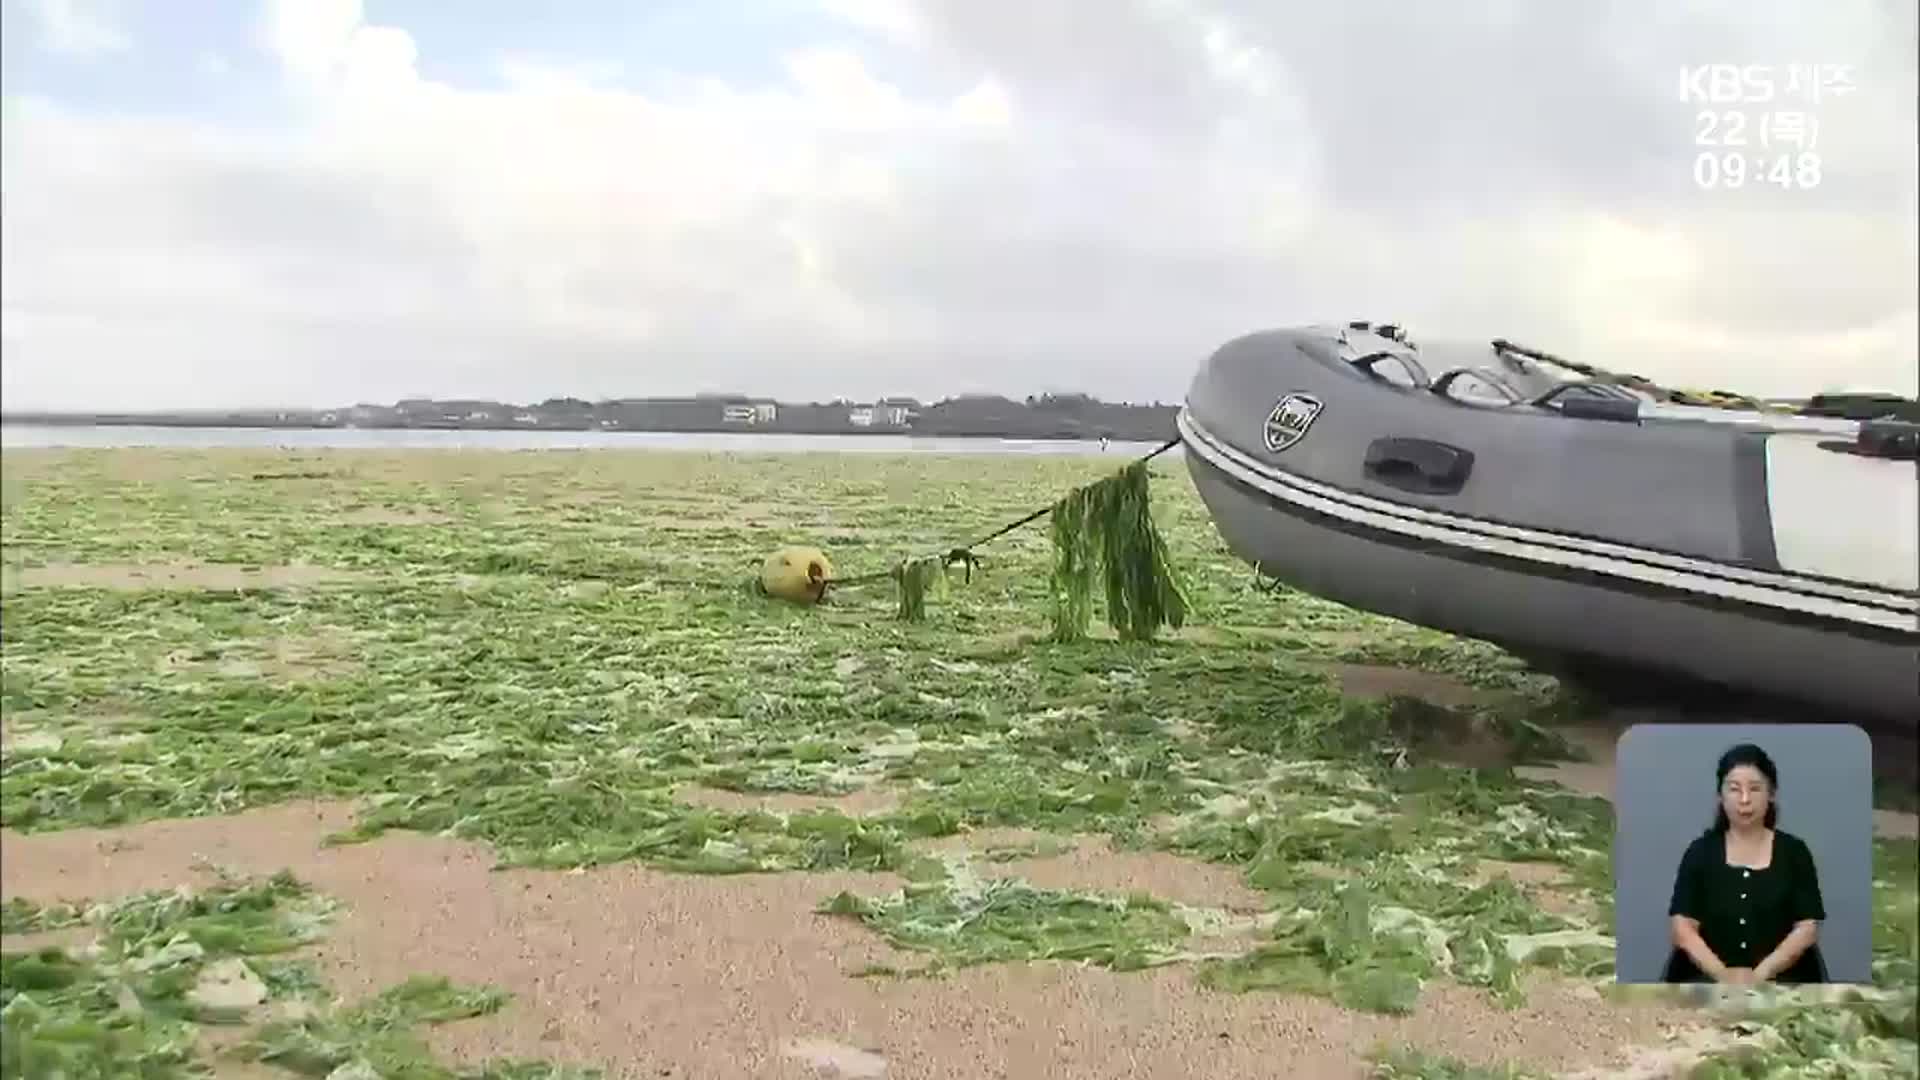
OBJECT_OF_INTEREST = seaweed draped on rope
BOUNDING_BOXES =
[891,459,1189,641]
[1048,460,1188,641]
[893,555,945,623]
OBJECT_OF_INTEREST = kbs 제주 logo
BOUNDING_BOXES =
[1263,393,1323,452]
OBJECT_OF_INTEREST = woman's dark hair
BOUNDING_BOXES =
[1712,742,1780,832]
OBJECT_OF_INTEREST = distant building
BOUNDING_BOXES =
[876,397,919,426]
[722,401,778,425]
[846,398,917,427]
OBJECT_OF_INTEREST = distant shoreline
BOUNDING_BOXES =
[0,392,1182,443]
[0,418,1139,443]
[1,423,1169,456]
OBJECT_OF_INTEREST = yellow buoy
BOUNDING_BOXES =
[760,545,833,604]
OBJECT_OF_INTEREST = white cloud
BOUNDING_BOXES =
[258,0,362,84]
[949,77,1013,130]
[24,0,130,57]
[781,48,916,131]
[816,0,927,46]
[1,0,1914,411]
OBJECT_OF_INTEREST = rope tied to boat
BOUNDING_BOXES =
[764,436,1190,640]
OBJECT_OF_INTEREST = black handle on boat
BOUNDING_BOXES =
[1559,396,1641,422]
[1363,437,1475,495]
[1853,420,1920,461]
[1803,393,1920,424]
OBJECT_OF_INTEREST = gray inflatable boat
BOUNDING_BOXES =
[1178,322,1919,726]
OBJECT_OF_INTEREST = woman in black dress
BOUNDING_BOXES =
[1663,743,1829,984]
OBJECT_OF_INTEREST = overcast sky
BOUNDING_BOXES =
[2,0,1914,410]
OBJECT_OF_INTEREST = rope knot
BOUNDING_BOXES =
[943,548,982,583]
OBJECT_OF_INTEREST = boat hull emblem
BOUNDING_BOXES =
[1263,393,1324,452]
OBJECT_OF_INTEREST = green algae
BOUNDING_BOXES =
[0,871,593,1078]
[1,446,1912,1072]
